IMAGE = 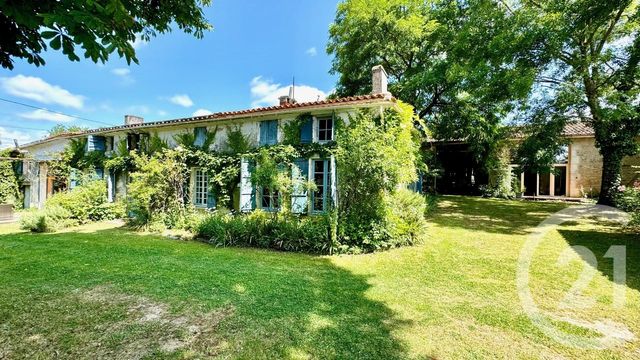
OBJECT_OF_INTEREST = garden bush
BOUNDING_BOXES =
[192,211,331,253]
[46,179,122,222]
[616,183,640,229]
[384,188,428,246]
[335,103,426,252]
[20,205,75,233]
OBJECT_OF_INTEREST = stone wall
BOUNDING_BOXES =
[622,153,640,187]
[568,137,640,197]
[568,137,602,198]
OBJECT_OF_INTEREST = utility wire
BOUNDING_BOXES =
[0,123,53,132]
[0,97,115,126]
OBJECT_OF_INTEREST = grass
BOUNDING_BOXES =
[0,196,638,359]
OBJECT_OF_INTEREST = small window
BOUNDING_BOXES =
[194,169,209,207]
[127,133,140,151]
[261,187,280,211]
[318,118,333,142]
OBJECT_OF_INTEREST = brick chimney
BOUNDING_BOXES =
[279,86,297,106]
[124,115,144,126]
[372,65,391,97]
[279,95,292,106]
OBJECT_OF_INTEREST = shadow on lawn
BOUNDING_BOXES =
[0,226,413,359]
[559,226,640,294]
[429,195,568,235]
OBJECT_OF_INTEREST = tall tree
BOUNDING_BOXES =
[329,0,640,205]
[0,0,212,69]
[48,124,89,137]
[328,0,544,160]
[518,0,640,205]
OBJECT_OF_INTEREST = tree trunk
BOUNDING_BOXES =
[598,151,622,206]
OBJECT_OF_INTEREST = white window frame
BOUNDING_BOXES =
[315,116,334,143]
[193,168,209,208]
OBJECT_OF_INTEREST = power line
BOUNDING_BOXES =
[0,123,52,132]
[0,97,115,126]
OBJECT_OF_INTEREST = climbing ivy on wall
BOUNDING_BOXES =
[0,150,22,207]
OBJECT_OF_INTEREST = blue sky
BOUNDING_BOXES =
[0,0,341,147]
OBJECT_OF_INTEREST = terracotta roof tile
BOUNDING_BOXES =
[22,94,394,148]
[84,94,392,135]
[561,121,594,136]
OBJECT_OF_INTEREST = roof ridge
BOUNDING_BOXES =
[21,94,394,149]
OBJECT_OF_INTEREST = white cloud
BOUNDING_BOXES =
[0,126,47,149]
[111,68,131,77]
[250,76,327,108]
[157,110,168,117]
[192,109,213,117]
[0,75,84,109]
[306,47,318,56]
[111,67,134,85]
[19,109,74,123]
[169,94,194,108]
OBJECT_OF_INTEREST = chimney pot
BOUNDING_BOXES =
[372,65,390,97]
[124,115,144,126]
[279,95,291,106]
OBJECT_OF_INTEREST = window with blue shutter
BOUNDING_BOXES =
[194,127,207,148]
[259,120,278,146]
[291,159,309,214]
[239,158,256,212]
[311,159,331,213]
[87,135,106,152]
[300,118,312,144]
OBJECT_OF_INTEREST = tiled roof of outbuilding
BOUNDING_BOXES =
[561,121,594,136]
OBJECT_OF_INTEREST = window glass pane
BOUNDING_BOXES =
[318,118,333,141]
[313,160,326,212]
[194,169,209,206]
[261,187,279,210]
[539,172,551,196]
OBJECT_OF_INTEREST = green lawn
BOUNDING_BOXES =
[0,196,638,359]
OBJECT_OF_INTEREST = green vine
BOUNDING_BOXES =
[282,112,313,145]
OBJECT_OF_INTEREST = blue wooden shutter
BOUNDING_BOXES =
[291,159,309,214]
[87,135,106,152]
[300,118,312,144]
[207,180,216,209]
[269,120,278,145]
[194,127,207,147]
[240,158,256,212]
[259,122,268,146]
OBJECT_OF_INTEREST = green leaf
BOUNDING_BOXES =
[41,31,58,40]
[50,36,62,50]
